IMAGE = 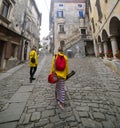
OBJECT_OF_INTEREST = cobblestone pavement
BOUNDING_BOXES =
[0,53,120,128]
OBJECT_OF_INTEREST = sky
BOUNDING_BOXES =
[34,0,51,39]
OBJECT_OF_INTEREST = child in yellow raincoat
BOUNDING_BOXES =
[50,47,69,109]
[29,46,38,83]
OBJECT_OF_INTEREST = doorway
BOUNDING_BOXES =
[0,40,4,68]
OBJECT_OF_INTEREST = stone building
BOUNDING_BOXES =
[0,0,41,71]
[89,0,120,74]
[49,0,94,57]
[13,0,41,61]
[41,36,51,53]
[0,0,21,71]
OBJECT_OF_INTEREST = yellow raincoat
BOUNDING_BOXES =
[29,50,38,67]
[50,52,69,80]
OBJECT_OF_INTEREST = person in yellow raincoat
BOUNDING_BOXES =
[50,47,69,109]
[29,46,38,83]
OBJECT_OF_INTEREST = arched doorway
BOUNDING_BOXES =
[109,17,120,57]
[102,29,108,41]
[102,29,112,50]
[102,29,112,58]
[60,40,65,49]
[110,17,120,36]
[110,17,120,49]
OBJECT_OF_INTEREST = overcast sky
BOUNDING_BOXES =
[34,0,51,39]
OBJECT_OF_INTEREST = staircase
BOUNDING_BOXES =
[64,30,86,58]
[64,30,81,49]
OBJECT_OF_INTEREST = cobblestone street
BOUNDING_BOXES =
[0,53,120,128]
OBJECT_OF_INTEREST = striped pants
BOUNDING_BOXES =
[55,78,65,103]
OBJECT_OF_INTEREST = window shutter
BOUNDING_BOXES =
[56,11,58,18]
[61,11,63,17]
[79,11,83,18]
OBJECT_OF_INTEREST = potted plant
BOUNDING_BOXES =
[115,50,120,59]
[106,49,113,58]
[99,52,104,58]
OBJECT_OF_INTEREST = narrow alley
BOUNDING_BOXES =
[0,52,120,128]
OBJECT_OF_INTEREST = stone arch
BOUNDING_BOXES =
[109,16,120,49]
[101,29,112,56]
[109,16,120,35]
[102,29,111,49]
[102,29,108,41]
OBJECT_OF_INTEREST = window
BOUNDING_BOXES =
[81,29,86,38]
[58,24,65,33]
[95,0,103,22]
[78,4,82,8]
[79,11,84,18]
[91,18,95,33]
[56,11,64,18]
[104,0,108,3]
[0,0,10,18]
[88,0,92,12]
[81,29,86,35]
[60,40,65,47]
[59,4,63,7]
[58,4,64,9]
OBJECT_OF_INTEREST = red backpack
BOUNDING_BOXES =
[55,54,66,71]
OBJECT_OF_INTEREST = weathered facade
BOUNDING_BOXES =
[0,0,41,71]
[0,0,21,71]
[89,0,120,74]
[49,0,94,57]
[13,0,41,61]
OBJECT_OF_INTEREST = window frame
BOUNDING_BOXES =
[0,0,10,18]
[81,29,86,35]
[58,24,65,33]
[95,0,103,22]
[79,10,84,18]
[60,40,65,47]
[56,10,64,18]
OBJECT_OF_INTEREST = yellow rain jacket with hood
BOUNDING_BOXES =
[50,52,69,80]
[29,50,38,67]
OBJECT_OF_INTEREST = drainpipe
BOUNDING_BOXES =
[20,11,26,62]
